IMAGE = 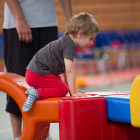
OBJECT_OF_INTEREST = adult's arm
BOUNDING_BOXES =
[5,0,32,43]
[58,0,73,24]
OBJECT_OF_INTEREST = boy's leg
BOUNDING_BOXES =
[25,71,69,99]
[37,88,68,99]
[22,87,39,112]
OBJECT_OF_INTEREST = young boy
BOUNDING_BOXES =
[22,12,99,112]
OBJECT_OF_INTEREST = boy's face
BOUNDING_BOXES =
[77,32,97,50]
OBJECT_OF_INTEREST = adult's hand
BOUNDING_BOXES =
[16,19,32,43]
[5,0,33,43]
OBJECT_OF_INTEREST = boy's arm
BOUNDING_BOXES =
[64,58,87,97]
[5,0,32,43]
[64,58,76,95]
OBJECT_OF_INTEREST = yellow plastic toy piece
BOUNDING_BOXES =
[130,74,140,127]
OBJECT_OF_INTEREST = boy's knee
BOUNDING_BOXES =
[61,88,69,96]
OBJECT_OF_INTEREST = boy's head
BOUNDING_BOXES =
[64,12,99,38]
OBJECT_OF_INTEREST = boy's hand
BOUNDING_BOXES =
[77,91,85,94]
[72,91,87,97]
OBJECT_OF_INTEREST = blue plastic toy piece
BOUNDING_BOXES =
[105,94,131,123]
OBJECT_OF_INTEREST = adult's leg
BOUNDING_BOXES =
[32,26,59,139]
[39,26,58,48]
[3,29,22,139]
[10,114,22,139]
[3,28,40,139]
[3,27,58,139]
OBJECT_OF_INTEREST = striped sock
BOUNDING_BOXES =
[22,87,38,112]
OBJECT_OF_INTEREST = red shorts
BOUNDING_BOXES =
[25,70,69,99]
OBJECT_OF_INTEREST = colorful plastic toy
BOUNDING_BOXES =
[1,72,140,140]
[0,72,59,140]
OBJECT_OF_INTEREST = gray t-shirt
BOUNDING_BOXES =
[3,0,58,29]
[27,35,77,75]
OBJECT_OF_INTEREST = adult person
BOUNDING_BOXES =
[3,0,73,139]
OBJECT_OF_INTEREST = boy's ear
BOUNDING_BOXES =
[77,30,83,39]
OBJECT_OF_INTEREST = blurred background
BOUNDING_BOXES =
[0,0,140,88]
[0,0,140,139]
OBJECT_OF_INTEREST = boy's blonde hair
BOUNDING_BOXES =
[64,12,99,37]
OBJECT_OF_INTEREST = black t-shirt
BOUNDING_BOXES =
[27,35,77,75]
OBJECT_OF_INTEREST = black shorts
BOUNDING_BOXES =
[3,27,58,116]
